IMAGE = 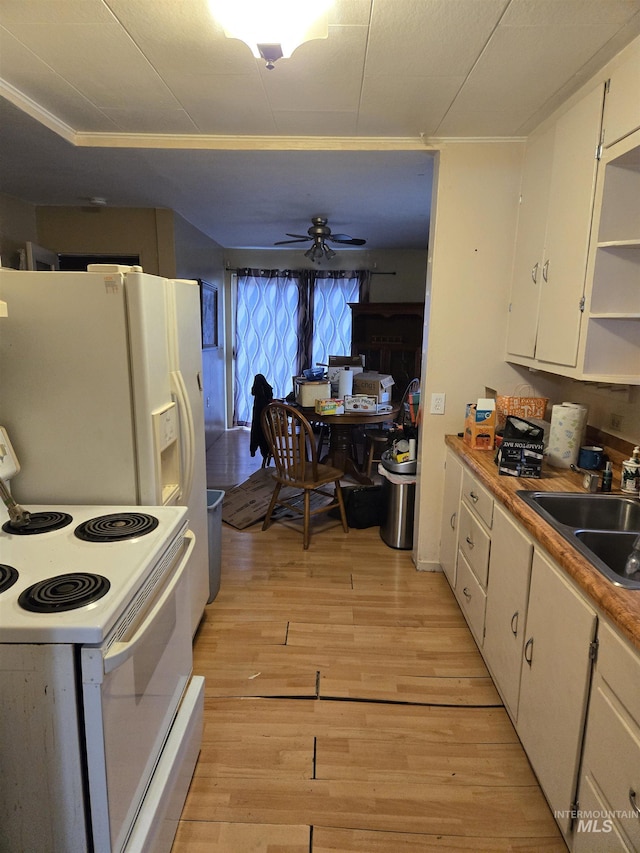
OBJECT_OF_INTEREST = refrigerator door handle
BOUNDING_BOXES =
[170,370,195,504]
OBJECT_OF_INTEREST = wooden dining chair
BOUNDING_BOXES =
[364,378,420,477]
[261,402,349,549]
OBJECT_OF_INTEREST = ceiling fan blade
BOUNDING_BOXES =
[327,235,367,246]
[274,238,310,245]
[285,233,311,239]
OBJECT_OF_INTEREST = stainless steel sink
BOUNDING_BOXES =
[575,531,640,588]
[521,492,640,532]
[518,491,640,590]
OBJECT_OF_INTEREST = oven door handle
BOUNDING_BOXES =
[103,531,195,675]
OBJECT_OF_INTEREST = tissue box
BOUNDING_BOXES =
[344,394,377,413]
[497,440,544,478]
[295,379,331,408]
[463,398,496,450]
[353,372,395,404]
[315,398,344,415]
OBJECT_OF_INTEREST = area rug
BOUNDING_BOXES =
[221,467,332,530]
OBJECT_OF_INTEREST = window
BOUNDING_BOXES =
[233,269,369,425]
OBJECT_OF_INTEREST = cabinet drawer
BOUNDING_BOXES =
[462,469,494,528]
[581,682,640,850]
[456,550,486,646]
[574,773,634,852]
[458,502,491,588]
[597,621,640,726]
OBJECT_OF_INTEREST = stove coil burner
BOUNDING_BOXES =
[0,564,19,594]
[2,511,73,536]
[18,573,111,613]
[74,512,159,543]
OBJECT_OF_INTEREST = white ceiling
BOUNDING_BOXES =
[1,0,639,251]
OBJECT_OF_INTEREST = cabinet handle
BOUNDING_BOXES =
[524,637,534,666]
[531,262,539,284]
[465,535,474,549]
[469,491,479,503]
[462,586,472,600]
[511,611,519,636]
[542,259,549,282]
[450,511,457,530]
[630,789,640,818]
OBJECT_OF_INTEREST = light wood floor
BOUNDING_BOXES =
[173,429,567,852]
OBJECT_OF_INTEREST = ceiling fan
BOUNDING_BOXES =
[275,216,366,262]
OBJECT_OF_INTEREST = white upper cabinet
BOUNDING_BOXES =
[602,37,640,149]
[505,125,555,359]
[506,85,605,371]
[534,85,605,367]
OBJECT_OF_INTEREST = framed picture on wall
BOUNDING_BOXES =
[199,280,219,348]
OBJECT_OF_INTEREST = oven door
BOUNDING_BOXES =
[81,531,195,853]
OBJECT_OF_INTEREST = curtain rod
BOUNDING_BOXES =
[371,271,396,275]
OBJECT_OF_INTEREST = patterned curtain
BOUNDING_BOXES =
[233,268,369,426]
[234,269,304,426]
[310,271,362,369]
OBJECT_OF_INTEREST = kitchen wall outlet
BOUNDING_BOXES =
[430,393,446,415]
[610,413,624,431]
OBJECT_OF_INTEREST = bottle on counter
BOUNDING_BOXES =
[601,461,612,493]
[621,446,640,495]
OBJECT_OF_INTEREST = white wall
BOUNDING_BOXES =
[415,140,527,570]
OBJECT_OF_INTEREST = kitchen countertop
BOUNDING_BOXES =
[445,435,640,652]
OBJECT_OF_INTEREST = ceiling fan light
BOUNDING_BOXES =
[208,0,332,66]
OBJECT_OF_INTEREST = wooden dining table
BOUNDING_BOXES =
[301,404,400,485]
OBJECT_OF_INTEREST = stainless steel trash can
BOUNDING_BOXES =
[380,473,416,550]
[206,489,225,602]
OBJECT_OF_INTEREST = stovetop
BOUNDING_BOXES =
[0,504,188,644]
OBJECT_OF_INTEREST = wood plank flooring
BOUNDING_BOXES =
[173,429,567,852]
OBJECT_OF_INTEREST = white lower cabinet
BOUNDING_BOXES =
[455,549,486,647]
[439,450,462,587]
[516,550,597,839]
[575,621,640,852]
[441,452,640,850]
[482,504,533,721]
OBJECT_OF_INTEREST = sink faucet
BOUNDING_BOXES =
[0,476,31,527]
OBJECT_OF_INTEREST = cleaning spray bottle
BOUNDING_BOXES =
[621,446,640,495]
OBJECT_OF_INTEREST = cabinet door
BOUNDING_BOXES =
[517,550,597,835]
[439,450,462,587]
[506,124,555,358]
[482,505,533,721]
[602,37,640,148]
[535,84,605,367]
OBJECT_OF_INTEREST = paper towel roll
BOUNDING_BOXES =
[338,368,353,399]
[547,403,589,468]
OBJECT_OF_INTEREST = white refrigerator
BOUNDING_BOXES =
[0,265,210,634]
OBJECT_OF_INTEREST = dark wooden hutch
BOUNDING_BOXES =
[349,302,424,398]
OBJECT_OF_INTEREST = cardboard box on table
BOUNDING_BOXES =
[353,372,395,404]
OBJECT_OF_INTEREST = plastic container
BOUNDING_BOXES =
[206,489,225,602]
[621,446,640,495]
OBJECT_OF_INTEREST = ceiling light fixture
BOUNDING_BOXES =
[305,240,335,263]
[208,0,333,69]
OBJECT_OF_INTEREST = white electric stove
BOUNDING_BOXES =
[0,490,204,852]
[0,502,189,643]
